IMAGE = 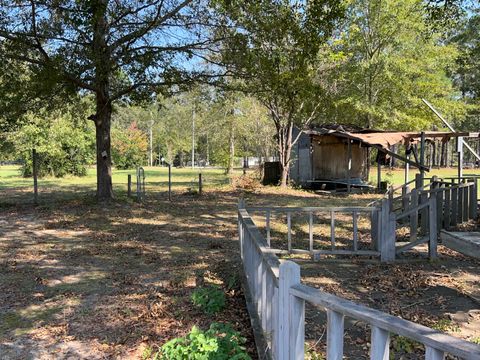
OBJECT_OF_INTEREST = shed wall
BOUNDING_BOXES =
[312,135,366,180]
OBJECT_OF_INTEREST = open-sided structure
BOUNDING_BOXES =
[290,124,479,191]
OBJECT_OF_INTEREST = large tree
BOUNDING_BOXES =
[0,0,218,200]
[319,0,464,131]
[214,0,345,187]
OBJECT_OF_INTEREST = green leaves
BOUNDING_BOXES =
[191,286,226,315]
[159,323,251,360]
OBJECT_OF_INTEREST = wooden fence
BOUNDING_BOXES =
[246,206,381,259]
[238,201,480,360]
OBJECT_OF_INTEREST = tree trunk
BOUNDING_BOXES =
[95,97,114,200]
[278,122,293,188]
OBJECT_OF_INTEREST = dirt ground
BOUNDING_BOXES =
[1,185,479,359]
[0,189,256,359]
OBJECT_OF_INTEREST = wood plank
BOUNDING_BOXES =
[396,200,429,221]
[470,182,477,219]
[353,211,358,252]
[429,195,438,259]
[266,210,271,246]
[370,326,390,360]
[309,211,314,252]
[331,211,335,250]
[425,346,445,360]
[247,206,376,213]
[289,284,480,359]
[277,262,301,360]
[451,187,458,227]
[444,188,451,229]
[287,212,292,252]
[410,189,418,242]
[395,236,429,254]
[327,310,344,360]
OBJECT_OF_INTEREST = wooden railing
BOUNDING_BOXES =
[238,202,480,360]
[370,175,478,260]
[246,205,381,259]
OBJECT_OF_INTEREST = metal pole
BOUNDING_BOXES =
[405,148,410,184]
[422,98,480,161]
[168,163,172,202]
[33,148,38,205]
[199,173,202,195]
[149,123,153,167]
[127,174,131,197]
[420,131,426,182]
[192,107,195,169]
[458,137,463,179]
[347,140,352,193]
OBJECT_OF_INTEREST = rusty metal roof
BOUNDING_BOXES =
[306,127,477,150]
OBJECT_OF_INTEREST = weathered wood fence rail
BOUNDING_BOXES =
[246,206,381,259]
[370,175,478,260]
[238,201,480,360]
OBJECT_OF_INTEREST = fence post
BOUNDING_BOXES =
[371,209,379,251]
[127,174,132,197]
[425,347,445,360]
[470,180,478,219]
[327,310,344,360]
[428,194,438,259]
[370,326,390,360]
[410,188,418,242]
[199,173,202,195]
[238,199,245,261]
[287,212,292,252]
[380,199,395,262]
[32,148,38,205]
[277,261,304,360]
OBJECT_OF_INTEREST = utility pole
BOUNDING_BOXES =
[149,121,153,167]
[192,107,195,169]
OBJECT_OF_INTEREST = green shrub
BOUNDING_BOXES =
[191,286,226,315]
[160,323,251,360]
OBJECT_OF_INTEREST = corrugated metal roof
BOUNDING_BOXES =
[306,128,475,150]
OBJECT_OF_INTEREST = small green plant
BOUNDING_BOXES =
[305,344,325,360]
[391,335,419,354]
[159,323,251,360]
[471,337,480,344]
[432,318,459,333]
[191,286,226,315]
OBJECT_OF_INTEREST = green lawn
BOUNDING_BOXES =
[0,165,235,191]
[368,166,480,186]
[1,165,479,205]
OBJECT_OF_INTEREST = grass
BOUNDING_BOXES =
[0,165,234,191]
[372,166,480,187]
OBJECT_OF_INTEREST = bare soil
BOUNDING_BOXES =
[0,186,479,359]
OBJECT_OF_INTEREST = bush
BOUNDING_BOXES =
[191,286,226,315]
[160,323,251,360]
[12,114,95,178]
[111,122,148,169]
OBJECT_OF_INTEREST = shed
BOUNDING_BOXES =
[290,124,478,190]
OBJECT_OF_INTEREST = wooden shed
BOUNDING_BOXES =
[290,124,478,190]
